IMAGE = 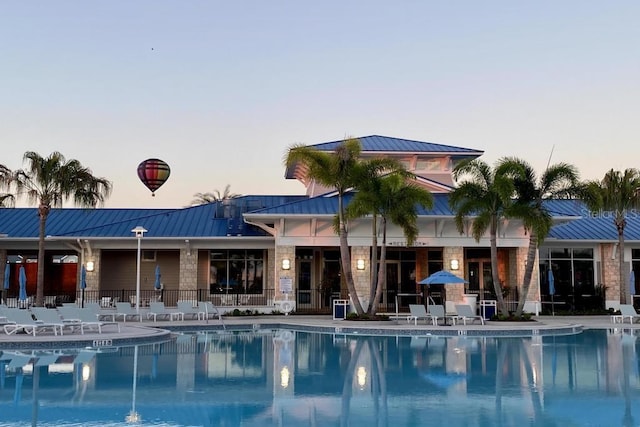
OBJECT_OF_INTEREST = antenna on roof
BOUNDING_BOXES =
[545,144,555,170]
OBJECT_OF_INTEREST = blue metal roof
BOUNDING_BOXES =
[311,135,484,155]
[1,193,635,242]
[0,195,307,239]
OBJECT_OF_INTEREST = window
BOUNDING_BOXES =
[142,250,156,262]
[210,249,265,294]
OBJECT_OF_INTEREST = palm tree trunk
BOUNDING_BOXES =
[515,231,537,317]
[618,224,628,305]
[367,215,379,312]
[370,217,387,315]
[36,208,48,307]
[491,219,509,316]
[339,195,364,314]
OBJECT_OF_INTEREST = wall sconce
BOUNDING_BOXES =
[450,259,459,270]
[282,259,291,270]
[356,259,365,270]
[86,261,95,272]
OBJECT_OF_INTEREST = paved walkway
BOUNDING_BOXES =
[0,314,635,349]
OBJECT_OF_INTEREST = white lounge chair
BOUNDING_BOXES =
[60,306,121,334]
[427,305,453,326]
[455,304,485,325]
[147,302,183,322]
[407,304,433,325]
[114,302,142,322]
[198,301,223,321]
[177,301,205,320]
[612,304,640,324]
[3,309,63,336]
[31,307,79,335]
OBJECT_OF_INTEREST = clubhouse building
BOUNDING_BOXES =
[0,135,637,314]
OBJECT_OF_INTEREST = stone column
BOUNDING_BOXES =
[443,246,465,303]
[275,246,295,301]
[601,243,621,309]
[179,248,198,293]
[351,246,371,309]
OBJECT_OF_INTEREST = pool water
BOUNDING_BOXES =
[0,328,638,426]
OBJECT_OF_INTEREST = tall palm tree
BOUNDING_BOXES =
[190,184,239,205]
[0,164,14,207]
[449,159,514,316]
[347,172,433,314]
[581,168,640,305]
[497,157,579,317]
[285,138,380,314]
[13,152,112,307]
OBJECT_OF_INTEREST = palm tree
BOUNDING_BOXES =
[581,168,640,305]
[0,164,14,207]
[190,184,239,205]
[285,138,376,314]
[13,152,112,307]
[497,157,579,317]
[449,159,514,316]
[347,172,433,314]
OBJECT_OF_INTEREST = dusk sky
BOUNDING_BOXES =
[2,1,638,208]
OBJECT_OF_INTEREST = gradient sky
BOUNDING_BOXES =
[2,1,638,208]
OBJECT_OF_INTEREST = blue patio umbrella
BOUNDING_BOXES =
[418,270,468,285]
[154,265,162,290]
[18,265,27,303]
[80,265,87,290]
[548,269,556,316]
[3,263,9,290]
[630,270,636,296]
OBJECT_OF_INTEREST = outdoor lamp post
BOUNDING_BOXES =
[131,226,147,314]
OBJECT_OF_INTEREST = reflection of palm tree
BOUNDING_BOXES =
[340,338,389,427]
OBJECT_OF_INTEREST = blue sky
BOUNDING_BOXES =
[1,1,638,207]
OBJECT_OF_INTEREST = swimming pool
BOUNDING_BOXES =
[0,328,637,426]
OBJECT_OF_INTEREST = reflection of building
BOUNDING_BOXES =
[0,135,638,312]
[3,329,637,426]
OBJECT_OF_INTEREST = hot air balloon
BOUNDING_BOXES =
[137,158,171,196]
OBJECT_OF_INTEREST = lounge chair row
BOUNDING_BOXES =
[408,304,485,326]
[0,306,120,336]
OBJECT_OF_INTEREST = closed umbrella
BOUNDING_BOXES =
[630,270,636,297]
[154,265,161,290]
[548,269,556,316]
[18,265,27,307]
[3,263,9,304]
[80,265,87,308]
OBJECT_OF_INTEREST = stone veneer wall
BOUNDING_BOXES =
[179,248,198,291]
[515,246,539,301]
[86,249,101,292]
[351,246,371,307]
[275,246,295,299]
[443,246,465,302]
[600,243,620,304]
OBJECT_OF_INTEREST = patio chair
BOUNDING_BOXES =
[198,301,224,321]
[612,304,640,324]
[427,304,453,326]
[31,307,80,335]
[114,302,142,322]
[85,302,117,322]
[3,309,63,336]
[177,301,205,320]
[407,304,433,325]
[147,302,184,322]
[455,304,485,325]
[74,307,121,334]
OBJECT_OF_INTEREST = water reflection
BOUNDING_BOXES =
[0,328,639,426]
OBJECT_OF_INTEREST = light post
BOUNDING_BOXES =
[131,226,147,315]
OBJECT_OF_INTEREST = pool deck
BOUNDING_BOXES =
[0,314,636,349]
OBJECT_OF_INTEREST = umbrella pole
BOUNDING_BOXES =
[81,288,85,308]
[551,294,555,316]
